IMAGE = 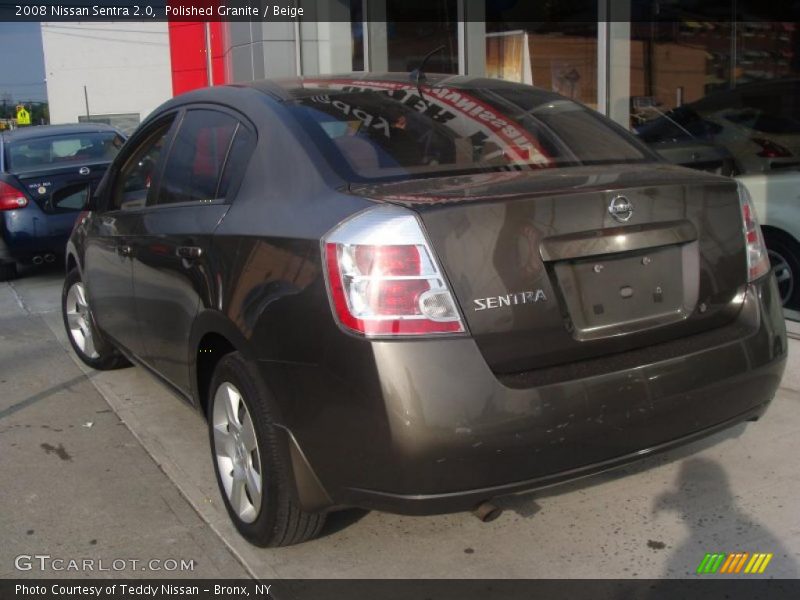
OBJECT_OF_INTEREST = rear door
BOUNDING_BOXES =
[84,117,177,358]
[132,107,256,394]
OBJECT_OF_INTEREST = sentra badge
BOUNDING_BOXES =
[473,290,547,311]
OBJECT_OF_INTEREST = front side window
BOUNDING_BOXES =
[6,131,124,173]
[111,120,173,211]
[155,110,240,206]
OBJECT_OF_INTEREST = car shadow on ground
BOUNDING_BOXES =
[15,262,63,279]
[655,457,798,578]
[491,420,798,578]
[318,508,370,539]
[494,421,749,517]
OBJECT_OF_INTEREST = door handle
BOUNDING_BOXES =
[118,244,133,257]
[176,246,203,259]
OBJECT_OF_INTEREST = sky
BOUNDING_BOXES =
[0,22,48,104]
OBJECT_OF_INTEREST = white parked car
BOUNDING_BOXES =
[738,172,800,309]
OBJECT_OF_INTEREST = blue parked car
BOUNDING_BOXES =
[0,123,125,280]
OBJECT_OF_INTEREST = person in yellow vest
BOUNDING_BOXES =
[15,105,31,126]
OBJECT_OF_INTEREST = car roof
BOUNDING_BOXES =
[1,122,120,143]
[132,72,556,137]
[142,72,565,131]
[237,72,559,102]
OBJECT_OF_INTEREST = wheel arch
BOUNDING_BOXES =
[189,310,257,417]
[761,224,800,245]
[190,311,334,513]
[761,224,800,309]
[65,237,83,276]
[65,251,78,274]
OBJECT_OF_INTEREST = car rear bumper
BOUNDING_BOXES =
[1,210,72,262]
[342,402,771,514]
[261,274,787,515]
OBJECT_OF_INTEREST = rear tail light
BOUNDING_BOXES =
[323,205,465,336]
[0,181,28,211]
[738,183,770,282]
[751,137,792,158]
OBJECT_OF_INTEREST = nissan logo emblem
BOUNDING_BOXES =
[79,167,91,175]
[608,195,634,222]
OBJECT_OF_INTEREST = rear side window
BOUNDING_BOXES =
[155,109,242,206]
[217,126,255,199]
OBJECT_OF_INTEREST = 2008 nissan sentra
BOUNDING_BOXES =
[61,74,787,547]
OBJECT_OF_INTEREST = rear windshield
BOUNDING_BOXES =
[6,131,124,173]
[286,82,653,182]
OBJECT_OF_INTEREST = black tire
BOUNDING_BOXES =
[61,268,130,370]
[208,352,326,547]
[763,229,800,310]
[0,261,17,282]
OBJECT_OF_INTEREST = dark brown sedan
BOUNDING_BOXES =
[62,74,787,546]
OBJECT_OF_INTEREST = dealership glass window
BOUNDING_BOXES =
[483,1,598,109]
[350,1,365,71]
[299,1,456,77]
[384,0,459,73]
[299,1,369,75]
[604,6,800,318]
[625,19,800,176]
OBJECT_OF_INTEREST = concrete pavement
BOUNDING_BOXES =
[0,267,249,579]
[4,267,800,578]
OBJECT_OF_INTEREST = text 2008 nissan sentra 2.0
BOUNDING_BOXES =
[61,74,787,547]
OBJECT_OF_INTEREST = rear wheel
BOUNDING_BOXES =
[62,268,130,370]
[208,352,326,547]
[764,229,800,310]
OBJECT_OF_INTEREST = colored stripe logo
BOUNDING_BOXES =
[696,552,773,574]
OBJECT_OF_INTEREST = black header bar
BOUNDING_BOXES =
[1,0,800,23]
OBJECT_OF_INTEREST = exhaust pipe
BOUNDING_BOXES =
[44,253,56,264]
[32,255,44,265]
[472,501,503,523]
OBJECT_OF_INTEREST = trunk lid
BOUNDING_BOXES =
[13,162,111,238]
[15,161,110,213]
[352,164,748,373]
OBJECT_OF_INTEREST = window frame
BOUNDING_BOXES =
[145,104,256,210]
[100,112,180,214]
[99,103,257,214]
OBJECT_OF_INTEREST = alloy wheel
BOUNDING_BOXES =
[212,382,263,523]
[65,282,99,359]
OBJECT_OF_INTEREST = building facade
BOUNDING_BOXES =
[172,2,799,136]
[164,0,800,313]
[41,21,173,133]
[33,3,800,313]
